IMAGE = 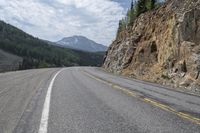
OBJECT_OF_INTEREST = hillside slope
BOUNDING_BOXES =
[103,0,200,91]
[0,49,22,72]
[56,36,107,52]
[0,21,104,69]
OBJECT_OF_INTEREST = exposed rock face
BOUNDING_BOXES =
[103,0,200,90]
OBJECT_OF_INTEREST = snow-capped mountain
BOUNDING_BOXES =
[56,36,107,52]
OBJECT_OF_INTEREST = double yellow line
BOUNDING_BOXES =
[83,71,200,126]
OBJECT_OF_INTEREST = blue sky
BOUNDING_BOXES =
[0,0,132,46]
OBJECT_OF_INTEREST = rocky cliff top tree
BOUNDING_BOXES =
[117,0,158,34]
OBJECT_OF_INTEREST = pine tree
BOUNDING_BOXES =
[131,0,134,10]
[118,20,122,32]
[128,0,137,26]
[129,9,136,26]
[150,0,156,9]
[118,18,127,33]
[136,0,147,17]
[146,0,156,10]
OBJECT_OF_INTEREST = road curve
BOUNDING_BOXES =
[0,67,200,133]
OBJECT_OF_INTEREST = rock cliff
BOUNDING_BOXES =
[103,0,200,91]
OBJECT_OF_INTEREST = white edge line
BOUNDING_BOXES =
[38,69,64,133]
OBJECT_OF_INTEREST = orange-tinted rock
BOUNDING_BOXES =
[103,0,200,89]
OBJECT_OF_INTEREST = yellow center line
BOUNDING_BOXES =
[82,71,200,125]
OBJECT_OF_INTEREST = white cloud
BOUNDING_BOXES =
[0,0,125,46]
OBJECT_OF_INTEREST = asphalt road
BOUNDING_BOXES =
[0,67,200,133]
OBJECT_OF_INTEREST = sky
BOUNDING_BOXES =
[0,0,132,46]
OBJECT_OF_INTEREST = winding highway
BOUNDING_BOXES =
[0,67,200,133]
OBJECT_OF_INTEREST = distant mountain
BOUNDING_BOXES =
[56,36,107,52]
[0,21,105,71]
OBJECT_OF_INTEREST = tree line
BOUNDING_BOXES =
[0,21,104,70]
[117,0,162,34]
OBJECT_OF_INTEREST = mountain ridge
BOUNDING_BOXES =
[56,35,107,52]
[0,20,104,71]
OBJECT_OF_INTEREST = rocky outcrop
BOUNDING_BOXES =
[103,0,200,91]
